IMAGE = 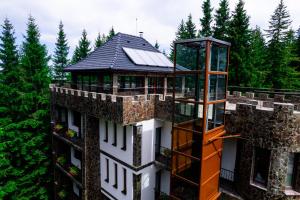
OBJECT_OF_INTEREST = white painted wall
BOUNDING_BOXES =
[99,118,172,200]
[160,170,171,195]
[99,119,134,165]
[70,146,81,169]
[73,182,80,196]
[221,138,237,172]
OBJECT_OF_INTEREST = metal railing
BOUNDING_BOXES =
[228,86,300,97]
[220,168,235,182]
[155,145,172,168]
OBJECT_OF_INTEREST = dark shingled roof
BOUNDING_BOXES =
[64,32,175,73]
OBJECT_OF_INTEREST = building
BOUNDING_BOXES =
[220,92,300,200]
[50,32,300,200]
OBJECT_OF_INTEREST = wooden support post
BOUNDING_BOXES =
[112,74,118,95]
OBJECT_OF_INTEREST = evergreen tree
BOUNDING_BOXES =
[107,27,116,40]
[248,27,268,87]
[213,0,230,40]
[169,20,186,60]
[94,32,106,50]
[154,40,160,50]
[228,0,251,86]
[0,16,50,199]
[185,14,197,39]
[266,0,293,88]
[0,18,19,125]
[200,0,213,37]
[53,21,69,81]
[72,29,91,63]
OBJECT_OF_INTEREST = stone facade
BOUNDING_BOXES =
[226,102,300,200]
[50,85,173,125]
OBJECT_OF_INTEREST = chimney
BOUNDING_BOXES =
[139,31,144,38]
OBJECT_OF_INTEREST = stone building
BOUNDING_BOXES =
[221,92,300,200]
[50,32,300,200]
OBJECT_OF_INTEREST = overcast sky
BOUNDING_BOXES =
[0,0,299,57]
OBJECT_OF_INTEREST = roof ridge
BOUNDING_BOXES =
[110,33,121,68]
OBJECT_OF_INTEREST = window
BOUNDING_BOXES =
[105,159,109,183]
[72,111,81,127]
[112,123,117,146]
[122,168,127,194]
[252,147,271,187]
[73,182,82,197]
[113,163,118,188]
[74,149,82,161]
[121,126,127,151]
[286,153,297,189]
[104,121,108,142]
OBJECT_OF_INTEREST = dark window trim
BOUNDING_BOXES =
[121,126,127,151]
[122,168,127,195]
[112,123,117,146]
[74,148,82,161]
[104,121,108,142]
[105,158,109,183]
[113,163,118,189]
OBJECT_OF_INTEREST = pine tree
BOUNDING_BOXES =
[185,14,197,39]
[154,40,160,50]
[213,0,230,40]
[248,27,268,87]
[107,27,116,40]
[0,16,50,199]
[169,20,186,60]
[200,0,213,37]
[228,0,251,86]
[72,29,91,64]
[266,0,293,88]
[53,21,69,81]
[94,32,107,50]
[0,18,19,125]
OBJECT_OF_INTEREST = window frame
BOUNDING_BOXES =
[121,126,127,151]
[105,158,109,183]
[113,163,118,189]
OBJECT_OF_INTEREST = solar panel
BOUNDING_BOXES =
[123,47,173,67]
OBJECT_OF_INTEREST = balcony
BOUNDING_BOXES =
[55,154,82,184]
[155,146,172,169]
[50,84,173,125]
[53,122,83,150]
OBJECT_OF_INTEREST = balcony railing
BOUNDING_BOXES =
[56,154,82,183]
[53,123,83,149]
[220,168,234,182]
[155,145,172,169]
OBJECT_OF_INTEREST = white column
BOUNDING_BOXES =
[112,74,118,95]
[144,77,148,95]
[163,77,167,97]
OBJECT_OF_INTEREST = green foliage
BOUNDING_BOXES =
[265,0,299,88]
[71,29,91,64]
[107,26,116,40]
[66,129,76,138]
[248,27,269,87]
[57,155,66,166]
[52,21,69,81]
[228,0,251,86]
[0,16,51,199]
[169,15,197,60]
[213,0,230,40]
[69,165,79,176]
[154,40,160,50]
[94,32,106,50]
[200,0,213,37]
[58,189,67,199]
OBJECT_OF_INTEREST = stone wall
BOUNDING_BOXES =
[226,103,300,200]
[85,115,101,200]
[50,85,172,125]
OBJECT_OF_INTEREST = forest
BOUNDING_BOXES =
[0,0,299,199]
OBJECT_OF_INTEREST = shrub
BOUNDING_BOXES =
[58,189,67,199]
[57,155,66,166]
[66,129,76,138]
[69,165,79,176]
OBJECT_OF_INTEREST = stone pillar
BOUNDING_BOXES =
[84,115,101,200]
[112,74,118,95]
[163,76,167,97]
[144,77,148,95]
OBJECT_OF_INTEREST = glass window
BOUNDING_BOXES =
[208,75,226,101]
[74,149,82,161]
[104,121,108,142]
[174,101,204,125]
[252,148,271,187]
[122,168,127,194]
[286,153,295,187]
[114,163,118,188]
[175,42,206,71]
[112,123,117,146]
[122,126,127,151]
[105,158,109,182]
[210,44,227,72]
[206,102,225,131]
[72,111,81,128]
